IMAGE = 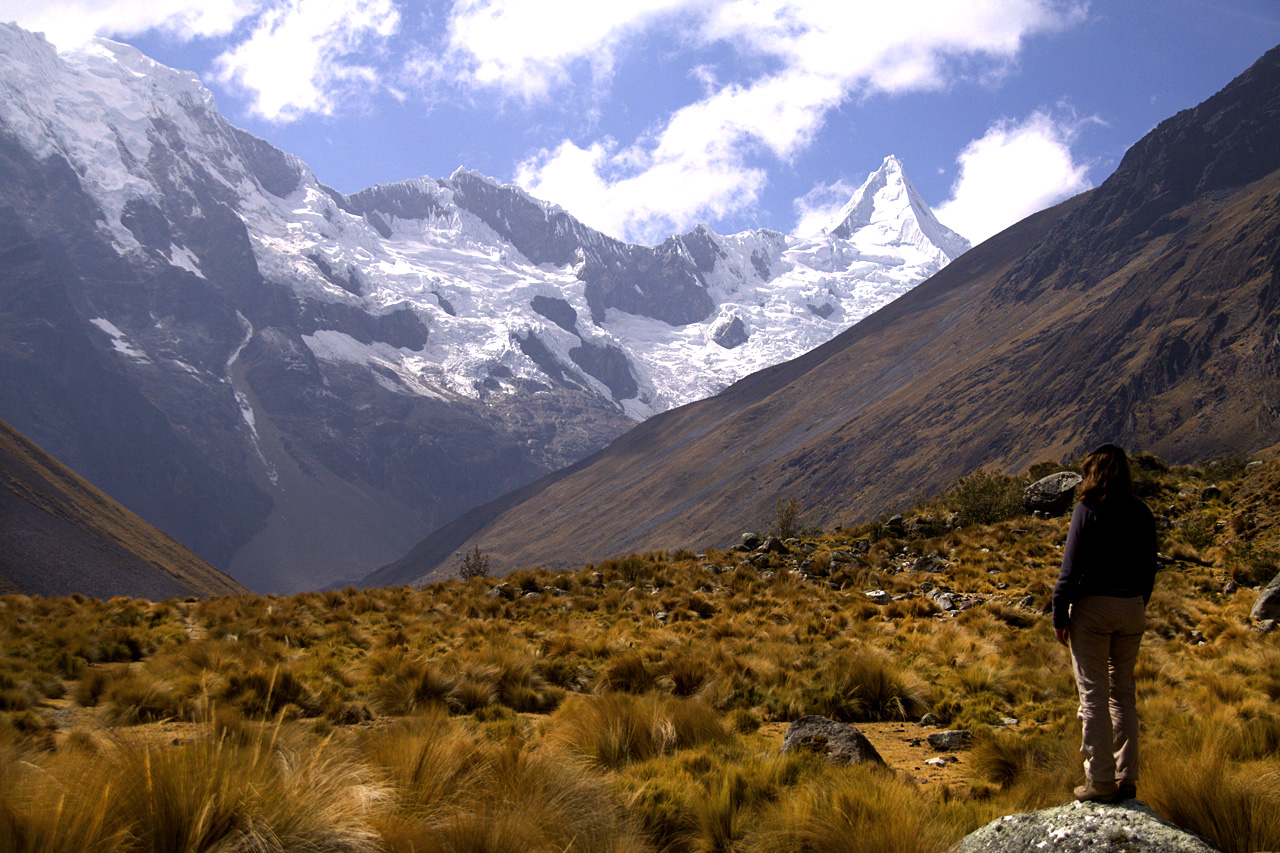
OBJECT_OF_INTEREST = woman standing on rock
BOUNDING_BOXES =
[1051,444,1157,804]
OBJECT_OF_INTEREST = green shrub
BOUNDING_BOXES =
[1228,543,1280,587]
[948,469,1025,527]
[769,497,802,540]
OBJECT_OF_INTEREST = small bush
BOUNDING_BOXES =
[769,497,802,540]
[459,546,491,580]
[1228,543,1280,587]
[949,469,1025,527]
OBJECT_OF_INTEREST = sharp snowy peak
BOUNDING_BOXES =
[0,23,969,592]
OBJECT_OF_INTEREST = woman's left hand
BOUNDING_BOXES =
[1054,626,1070,646]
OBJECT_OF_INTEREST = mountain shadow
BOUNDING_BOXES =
[0,417,249,599]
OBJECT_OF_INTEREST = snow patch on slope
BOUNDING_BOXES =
[0,23,970,423]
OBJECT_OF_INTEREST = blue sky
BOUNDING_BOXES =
[5,0,1279,246]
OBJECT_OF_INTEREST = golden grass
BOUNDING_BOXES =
[0,457,1276,851]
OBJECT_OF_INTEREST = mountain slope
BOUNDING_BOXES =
[0,24,964,593]
[0,417,249,599]
[376,43,1280,584]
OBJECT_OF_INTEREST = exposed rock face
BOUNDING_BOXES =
[711,315,750,349]
[1025,472,1083,516]
[951,800,1221,853]
[1250,571,1280,621]
[780,715,885,766]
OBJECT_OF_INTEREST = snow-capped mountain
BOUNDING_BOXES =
[0,23,967,593]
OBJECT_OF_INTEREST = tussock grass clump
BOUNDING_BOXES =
[545,693,730,769]
[745,765,974,853]
[776,647,930,723]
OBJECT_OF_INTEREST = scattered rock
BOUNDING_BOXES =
[1000,717,1019,727]
[914,555,948,573]
[1200,486,1222,503]
[762,536,789,554]
[654,611,669,623]
[1023,471,1083,517]
[780,716,886,766]
[864,590,891,605]
[1223,580,1238,595]
[740,532,761,550]
[919,713,940,726]
[927,729,973,751]
[711,314,749,349]
[951,799,1221,853]
[1250,571,1280,621]
[925,755,958,767]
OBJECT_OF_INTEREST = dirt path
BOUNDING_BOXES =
[758,720,979,791]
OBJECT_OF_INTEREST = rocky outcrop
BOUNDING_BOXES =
[780,715,885,766]
[951,800,1220,852]
[1025,472,1083,516]
[1250,571,1280,621]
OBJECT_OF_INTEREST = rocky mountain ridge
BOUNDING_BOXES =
[0,23,966,593]
[375,43,1280,584]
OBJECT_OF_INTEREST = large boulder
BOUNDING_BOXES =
[951,800,1221,852]
[1024,472,1083,516]
[780,715,885,766]
[1250,571,1280,621]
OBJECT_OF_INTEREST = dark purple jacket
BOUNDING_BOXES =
[1051,495,1157,628]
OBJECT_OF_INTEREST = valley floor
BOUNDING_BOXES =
[2,455,1279,852]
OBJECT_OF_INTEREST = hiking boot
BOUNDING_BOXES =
[1116,780,1137,801]
[1073,779,1120,803]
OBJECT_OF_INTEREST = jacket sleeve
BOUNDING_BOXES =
[1052,502,1088,628]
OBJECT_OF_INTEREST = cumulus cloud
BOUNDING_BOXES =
[2,0,263,48]
[475,0,1087,241]
[441,0,691,101]
[934,109,1095,245]
[213,0,400,121]
[5,0,400,123]
[792,179,860,238]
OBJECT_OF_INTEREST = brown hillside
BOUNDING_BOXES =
[0,417,249,599]
[372,45,1280,585]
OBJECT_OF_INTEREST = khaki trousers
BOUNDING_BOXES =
[1068,595,1146,783]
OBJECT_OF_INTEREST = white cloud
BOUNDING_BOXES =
[2,0,263,48]
[213,0,400,122]
[487,0,1087,241]
[793,179,859,238]
[516,136,768,243]
[4,0,400,122]
[934,109,1094,245]
[441,0,693,101]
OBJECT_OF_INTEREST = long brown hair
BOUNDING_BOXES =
[1079,443,1133,503]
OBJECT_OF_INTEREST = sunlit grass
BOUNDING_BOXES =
[0,457,1275,851]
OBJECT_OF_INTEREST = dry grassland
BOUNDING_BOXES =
[1,457,1278,853]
